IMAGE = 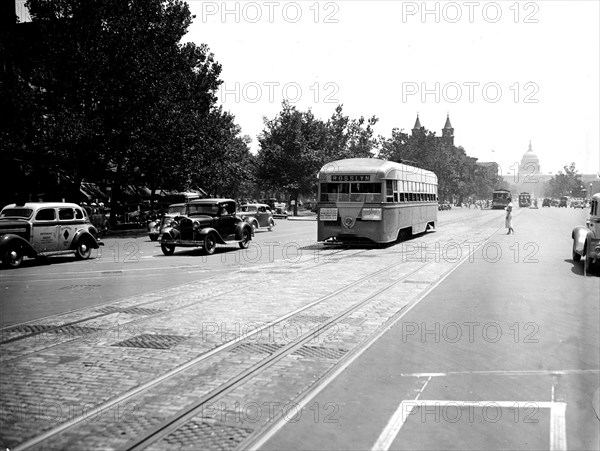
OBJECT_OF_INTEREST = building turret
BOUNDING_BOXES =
[411,114,424,137]
[440,114,454,146]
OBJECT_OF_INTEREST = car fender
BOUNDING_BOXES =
[163,228,180,240]
[572,226,591,256]
[234,222,252,241]
[0,234,38,258]
[198,227,227,244]
[71,230,101,250]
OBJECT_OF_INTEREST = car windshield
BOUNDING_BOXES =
[188,203,219,216]
[240,205,257,213]
[0,208,33,219]
[168,206,186,215]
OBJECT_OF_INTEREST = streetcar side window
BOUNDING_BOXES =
[386,180,394,202]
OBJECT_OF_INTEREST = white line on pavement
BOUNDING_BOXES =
[371,400,567,451]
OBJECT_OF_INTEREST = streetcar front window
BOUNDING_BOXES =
[320,182,381,202]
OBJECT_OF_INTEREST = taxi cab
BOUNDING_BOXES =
[0,202,103,268]
[572,193,600,274]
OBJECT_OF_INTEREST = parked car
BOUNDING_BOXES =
[0,202,103,269]
[542,198,551,207]
[572,193,600,274]
[238,203,275,232]
[160,198,252,256]
[148,202,188,241]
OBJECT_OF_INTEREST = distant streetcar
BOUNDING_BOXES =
[317,158,438,244]
[492,189,512,210]
[518,192,531,208]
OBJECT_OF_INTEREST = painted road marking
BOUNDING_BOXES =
[399,369,599,377]
[371,399,567,451]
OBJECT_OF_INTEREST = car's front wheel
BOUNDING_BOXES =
[3,245,24,269]
[572,240,582,262]
[149,234,158,242]
[204,233,217,255]
[161,243,175,256]
[239,228,251,249]
[268,219,275,231]
[75,237,93,260]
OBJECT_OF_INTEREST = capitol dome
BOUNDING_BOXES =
[519,141,540,173]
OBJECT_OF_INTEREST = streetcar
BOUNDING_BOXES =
[492,189,512,210]
[518,192,531,208]
[317,158,438,244]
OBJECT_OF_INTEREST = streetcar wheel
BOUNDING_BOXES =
[204,233,217,255]
[239,228,251,249]
[2,246,23,269]
[161,243,175,256]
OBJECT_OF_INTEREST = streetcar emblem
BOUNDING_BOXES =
[343,217,355,228]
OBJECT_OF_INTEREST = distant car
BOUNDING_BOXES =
[272,203,289,219]
[559,196,568,208]
[0,202,103,269]
[148,203,188,241]
[571,201,581,209]
[551,199,559,207]
[160,198,252,256]
[572,193,600,274]
[542,198,551,207]
[238,203,275,232]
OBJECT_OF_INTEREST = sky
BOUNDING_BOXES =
[182,1,600,178]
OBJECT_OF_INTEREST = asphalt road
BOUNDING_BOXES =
[258,206,600,451]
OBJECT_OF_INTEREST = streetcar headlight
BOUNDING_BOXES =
[361,208,382,220]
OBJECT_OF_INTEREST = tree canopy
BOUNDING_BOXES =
[545,163,584,198]
[1,0,253,213]
[255,102,378,214]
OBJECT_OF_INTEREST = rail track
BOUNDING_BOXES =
[1,211,507,450]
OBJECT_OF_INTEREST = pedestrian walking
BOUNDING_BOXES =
[505,197,515,234]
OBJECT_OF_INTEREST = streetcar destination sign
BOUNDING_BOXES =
[330,175,371,182]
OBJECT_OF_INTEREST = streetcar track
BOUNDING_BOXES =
[11,253,420,451]
[0,247,360,351]
[4,212,506,450]
[1,212,504,352]
[120,263,431,451]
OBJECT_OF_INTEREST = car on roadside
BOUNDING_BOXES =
[542,198,551,207]
[0,202,103,269]
[572,193,600,274]
[238,203,275,232]
[148,202,188,241]
[160,198,252,256]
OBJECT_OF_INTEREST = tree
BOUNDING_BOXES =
[256,101,328,215]
[256,102,379,215]
[546,163,584,198]
[4,0,225,219]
